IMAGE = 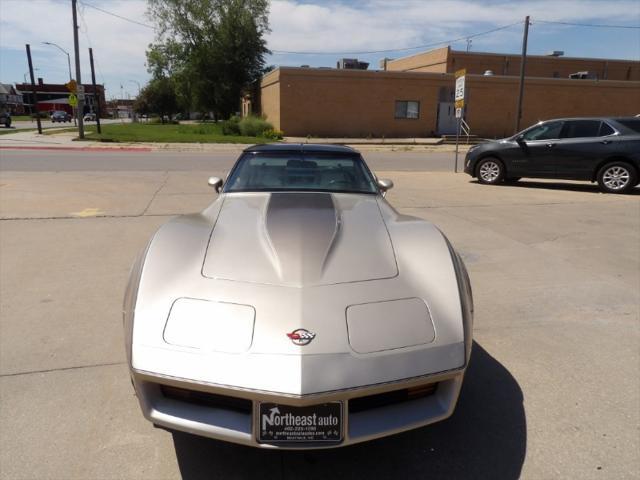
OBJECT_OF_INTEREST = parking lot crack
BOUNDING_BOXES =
[1,361,126,377]
[141,171,170,216]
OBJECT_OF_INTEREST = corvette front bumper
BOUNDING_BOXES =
[131,367,465,449]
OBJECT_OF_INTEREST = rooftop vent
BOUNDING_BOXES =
[337,58,369,70]
[569,71,597,79]
[546,51,565,57]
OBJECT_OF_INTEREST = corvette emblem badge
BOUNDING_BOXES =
[286,328,316,346]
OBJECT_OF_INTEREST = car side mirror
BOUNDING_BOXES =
[208,176,224,193]
[377,178,394,196]
[515,134,525,144]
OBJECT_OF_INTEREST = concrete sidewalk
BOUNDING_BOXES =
[0,130,472,153]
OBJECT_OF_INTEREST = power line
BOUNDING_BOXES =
[78,2,107,85]
[79,0,155,30]
[534,19,640,29]
[271,21,523,55]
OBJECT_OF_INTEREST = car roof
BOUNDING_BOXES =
[244,143,359,154]
[539,117,636,122]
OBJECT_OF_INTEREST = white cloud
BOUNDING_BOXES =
[0,0,638,96]
[0,0,153,97]
[266,0,639,53]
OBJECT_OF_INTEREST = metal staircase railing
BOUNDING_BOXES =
[460,118,471,144]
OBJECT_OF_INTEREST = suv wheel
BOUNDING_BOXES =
[476,158,505,185]
[597,162,637,194]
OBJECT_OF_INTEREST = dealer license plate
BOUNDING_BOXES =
[257,402,343,444]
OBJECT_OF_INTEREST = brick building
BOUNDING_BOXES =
[16,78,106,116]
[258,47,640,138]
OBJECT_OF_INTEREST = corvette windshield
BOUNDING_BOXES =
[223,153,379,194]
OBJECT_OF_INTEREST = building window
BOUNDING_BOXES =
[395,100,420,119]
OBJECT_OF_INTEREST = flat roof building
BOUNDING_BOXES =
[385,46,639,81]
[257,47,640,139]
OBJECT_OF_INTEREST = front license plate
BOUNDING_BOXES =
[257,402,343,444]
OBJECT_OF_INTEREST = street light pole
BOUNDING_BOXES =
[42,42,72,81]
[42,41,75,126]
[128,80,141,95]
[23,68,39,84]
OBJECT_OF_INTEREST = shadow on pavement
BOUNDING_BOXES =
[472,179,640,195]
[172,342,526,480]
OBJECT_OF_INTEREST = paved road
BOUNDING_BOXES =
[0,154,638,479]
[0,149,458,172]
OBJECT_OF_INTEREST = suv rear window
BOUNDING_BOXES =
[615,119,640,134]
[561,120,601,138]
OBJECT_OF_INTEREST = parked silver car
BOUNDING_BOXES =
[124,144,473,449]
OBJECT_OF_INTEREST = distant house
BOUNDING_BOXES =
[0,83,24,114]
[105,99,135,118]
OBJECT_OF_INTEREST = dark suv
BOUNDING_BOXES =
[51,110,72,123]
[0,111,11,128]
[464,117,640,193]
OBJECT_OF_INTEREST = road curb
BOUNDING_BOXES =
[0,145,153,152]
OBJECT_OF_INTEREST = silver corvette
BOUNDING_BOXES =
[124,144,473,449]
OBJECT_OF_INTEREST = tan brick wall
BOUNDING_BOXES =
[450,51,640,81]
[260,69,281,128]
[261,67,640,138]
[386,46,450,73]
[386,47,639,81]
[274,68,444,137]
[466,75,640,138]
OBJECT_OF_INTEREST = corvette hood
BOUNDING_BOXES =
[202,192,398,287]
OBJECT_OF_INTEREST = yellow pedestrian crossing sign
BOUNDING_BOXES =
[66,80,77,93]
[68,94,78,107]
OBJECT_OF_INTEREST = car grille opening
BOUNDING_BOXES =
[160,385,252,414]
[348,382,438,413]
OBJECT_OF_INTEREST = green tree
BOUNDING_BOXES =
[135,77,179,122]
[146,0,270,118]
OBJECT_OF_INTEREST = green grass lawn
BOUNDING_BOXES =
[8,115,34,121]
[82,122,276,144]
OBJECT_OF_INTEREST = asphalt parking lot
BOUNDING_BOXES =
[0,150,638,479]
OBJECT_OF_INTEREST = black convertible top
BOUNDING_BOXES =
[244,143,358,154]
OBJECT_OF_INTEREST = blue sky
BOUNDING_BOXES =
[1,0,638,99]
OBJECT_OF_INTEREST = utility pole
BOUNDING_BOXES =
[71,0,84,138]
[89,48,102,134]
[515,15,530,134]
[25,44,42,134]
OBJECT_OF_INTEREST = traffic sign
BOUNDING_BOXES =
[77,93,85,101]
[455,107,462,118]
[76,85,84,94]
[65,80,77,93]
[455,68,466,107]
[68,94,78,107]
